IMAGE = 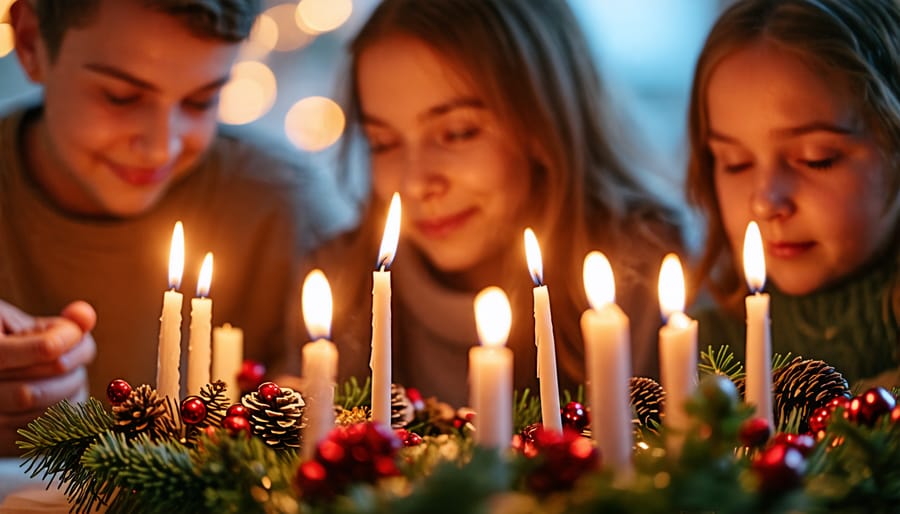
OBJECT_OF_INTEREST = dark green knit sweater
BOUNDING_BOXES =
[693,259,900,389]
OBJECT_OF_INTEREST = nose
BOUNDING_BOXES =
[130,105,184,166]
[750,163,796,220]
[399,147,448,202]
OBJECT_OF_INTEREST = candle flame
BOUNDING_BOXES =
[583,251,615,309]
[658,253,686,321]
[377,193,402,270]
[742,221,766,292]
[474,286,511,348]
[523,227,544,286]
[302,269,333,340]
[168,221,185,290]
[196,252,213,297]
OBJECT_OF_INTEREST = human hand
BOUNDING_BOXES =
[0,300,97,456]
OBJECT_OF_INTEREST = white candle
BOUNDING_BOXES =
[523,228,562,432]
[743,221,773,429]
[580,252,633,479]
[187,252,214,394]
[157,221,185,400]
[371,193,401,428]
[469,287,513,448]
[301,269,338,460]
[212,323,244,403]
[657,253,698,457]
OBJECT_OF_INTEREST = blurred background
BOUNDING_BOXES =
[0,0,726,220]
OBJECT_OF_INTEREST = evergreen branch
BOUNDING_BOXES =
[513,389,541,433]
[772,352,794,372]
[699,345,745,380]
[336,377,372,409]
[17,399,114,489]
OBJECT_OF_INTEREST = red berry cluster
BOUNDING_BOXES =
[293,422,402,501]
[222,403,251,437]
[809,387,897,438]
[394,428,423,447]
[560,401,590,433]
[513,425,599,494]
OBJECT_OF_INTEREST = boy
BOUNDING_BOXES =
[0,0,355,454]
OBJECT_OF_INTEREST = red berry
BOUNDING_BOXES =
[237,360,266,393]
[561,402,590,433]
[827,396,851,411]
[771,433,816,457]
[855,387,896,426]
[808,406,833,434]
[752,443,806,493]
[106,379,132,405]
[226,404,249,418]
[891,406,900,424]
[257,381,281,403]
[180,396,208,425]
[739,417,771,447]
[222,414,251,437]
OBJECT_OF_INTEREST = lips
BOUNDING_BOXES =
[108,161,173,187]
[767,240,816,259]
[415,208,477,239]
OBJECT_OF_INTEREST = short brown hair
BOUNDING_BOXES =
[34,0,262,60]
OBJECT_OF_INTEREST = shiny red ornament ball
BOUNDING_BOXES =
[771,432,816,457]
[738,417,771,447]
[237,359,267,393]
[226,404,249,418]
[808,406,833,434]
[180,396,208,425]
[752,443,806,493]
[257,381,281,403]
[106,379,132,405]
[223,414,251,437]
[561,401,590,433]
[854,387,897,426]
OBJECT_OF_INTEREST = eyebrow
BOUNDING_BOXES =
[708,121,857,143]
[84,63,231,94]
[361,97,485,127]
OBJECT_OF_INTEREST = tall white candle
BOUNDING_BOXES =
[580,252,633,479]
[188,252,214,394]
[469,287,513,448]
[212,323,244,403]
[743,221,773,429]
[657,253,698,457]
[523,228,562,433]
[158,221,185,400]
[371,193,401,428]
[301,269,338,460]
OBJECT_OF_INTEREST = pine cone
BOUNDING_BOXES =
[112,384,176,440]
[629,376,665,427]
[242,386,306,450]
[772,357,851,432]
[730,375,747,400]
[390,383,415,428]
[198,380,230,428]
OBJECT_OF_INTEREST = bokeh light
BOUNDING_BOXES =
[296,0,353,34]
[0,24,12,58]
[284,96,345,152]
[265,3,315,52]
[239,13,278,60]
[218,61,277,125]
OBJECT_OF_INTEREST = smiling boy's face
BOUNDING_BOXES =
[13,0,241,217]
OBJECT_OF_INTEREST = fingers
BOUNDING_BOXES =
[61,301,97,333]
[0,333,97,380]
[0,317,84,370]
[0,299,35,335]
[0,366,88,413]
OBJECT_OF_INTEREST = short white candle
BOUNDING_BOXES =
[657,253,698,457]
[301,269,338,460]
[743,221,773,429]
[371,193,401,428]
[188,252,214,394]
[469,287,513,449]
[524,228,562,433]
[212,323,244,403]
[580,251,633,478]
[157,221,184,400]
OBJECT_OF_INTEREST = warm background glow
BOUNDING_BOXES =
[284,96,345,152]
[0,23,12,58]
[296,0,353,34]
[218,60,277,125]
[265,3,315,51]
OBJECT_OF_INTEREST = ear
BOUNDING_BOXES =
[10,0,47,83]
